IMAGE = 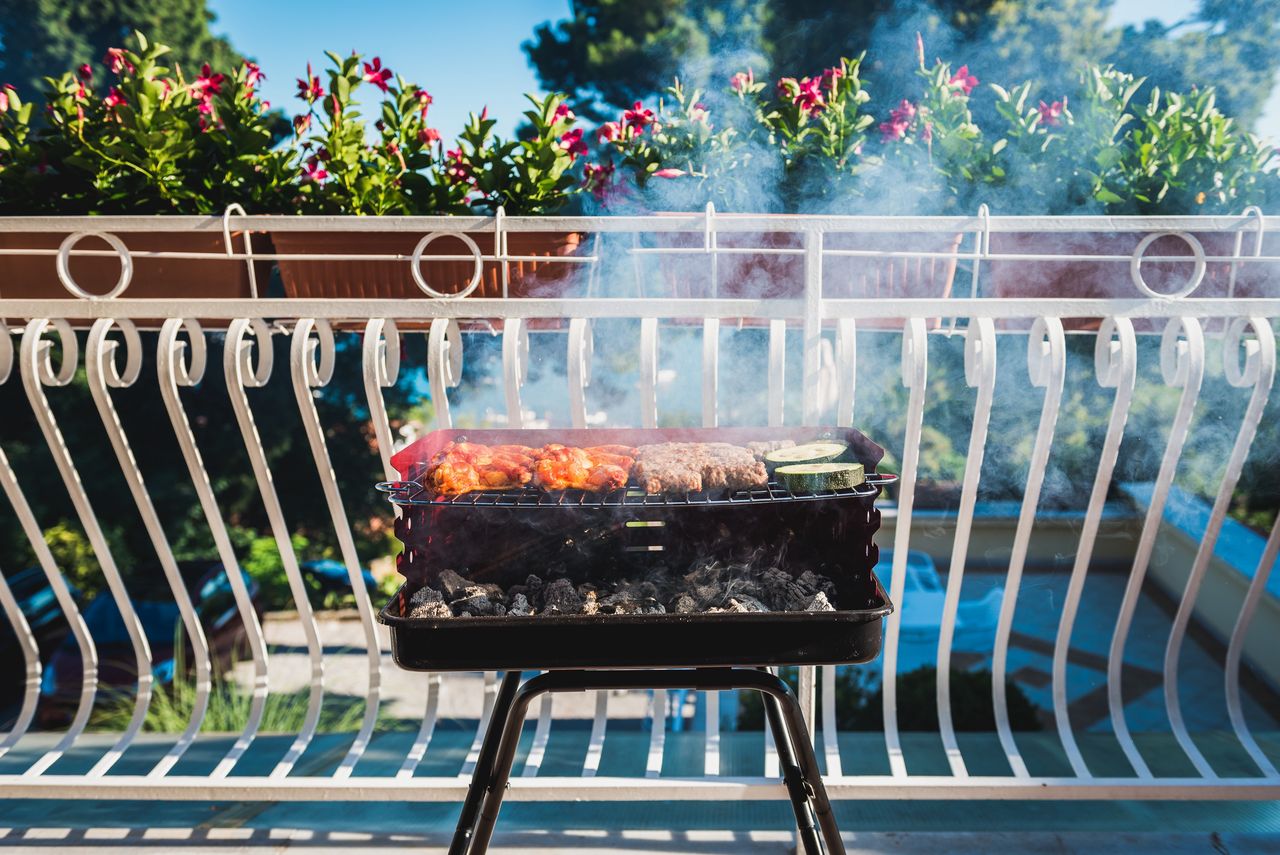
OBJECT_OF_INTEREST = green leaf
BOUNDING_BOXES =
[1094,187,1125,204]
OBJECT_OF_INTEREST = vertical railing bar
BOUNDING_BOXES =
[645,688,668,778]
[503,318,527,428]
[1225,510,1280,778]
[223,319,325,779]
[427,319,462,430]
[883,318,929,777]
[1052,318,1137,778]
[521,696,554,777]
[1162,318,1274,778]
[1108,317,1205,779]
[768,320,786,427]
[290,320,383,779]
[801,227,823,426]
[835,319,856,428]
[85,319,214,778]
[640,318,659,429]
[581,686,609,777]
[158,320,270,778]
[820,666,841,777]
[397,674,440,779]
[763,666,780,778]
[936,317,997,778]
[703,689,721,777]
[702,318,719,429]
[461,671,500,777]
[20,319,153,778]
[568,318,592,429]
[991,316,1066,779]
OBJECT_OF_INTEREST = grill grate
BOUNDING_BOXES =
[381,474,895,508]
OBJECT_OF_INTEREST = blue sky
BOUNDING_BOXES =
[207,0,1279,141]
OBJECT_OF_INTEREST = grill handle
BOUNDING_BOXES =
[376,480,425,501]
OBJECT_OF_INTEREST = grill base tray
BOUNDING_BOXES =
[380,575,891,671]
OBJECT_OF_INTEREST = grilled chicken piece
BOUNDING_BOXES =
[532,444,632,492]
[427,442,536,495]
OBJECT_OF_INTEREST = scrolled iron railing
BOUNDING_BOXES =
[0,211,1276,802]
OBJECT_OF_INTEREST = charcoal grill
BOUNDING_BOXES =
[376,426,895,855]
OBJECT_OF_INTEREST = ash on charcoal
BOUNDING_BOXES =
[508,593,532,616]
[542,578,584,615]
[672,594,698,614]
[726,595,769,613]
[408,586,452,619]
[582,590,600,616]
[805,592,835,612]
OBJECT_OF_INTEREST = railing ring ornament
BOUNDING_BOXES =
[411,231,484,299]
[1130,230,1206,299]
[56,231,133,300]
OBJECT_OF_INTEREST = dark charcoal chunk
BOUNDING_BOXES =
[541,578,583,615]
[796,570,836,600]
[637,597,666,615]
[672,594,698,614]
[508,593,532,616]
[407,586,452,619]
[451,593,500,616]
[437,569,474,602]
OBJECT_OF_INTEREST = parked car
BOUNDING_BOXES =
[301,559,377,601]
[38,562,260,725]
[0,568,81,727]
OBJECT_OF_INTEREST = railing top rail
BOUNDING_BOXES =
[0,213,1275,234]
[0,297,1277,321]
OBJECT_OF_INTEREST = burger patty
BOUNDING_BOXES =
[633,442,768,494]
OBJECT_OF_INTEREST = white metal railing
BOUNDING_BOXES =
[0,211,1276,803]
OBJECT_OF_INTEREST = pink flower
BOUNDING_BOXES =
[597,121,622,142]
[890,99,916,124]
[821,66,843,88]
[0,91,7,114]
[445,148,475,185]
[77,64,92,81]
[554,102,575,122]
[105,48,134,75]
[414,88,433,116]
[293,114,311,134]
[418,127,441,143]
[583,160,615,199]
[362,57,392,92]
[778,76,825,115]
[558,127,587,158]
[192,63,225,98]
[949,65,978,96]
[879,119,909,142]
[296,66,324,102]
[302,156,328,183]
[1037,98,1066,126]
[922,121,933,143]
[103,87,125,109]
[622,101,654,132]
[689,102,710,124]
[244,61,264,89]
[653,168,687,178]
[730,69,754,92]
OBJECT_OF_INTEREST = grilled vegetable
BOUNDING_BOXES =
[764,441,849,468]
[775,462,864,492]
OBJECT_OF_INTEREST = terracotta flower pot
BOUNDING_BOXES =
[272,231,585,300]
[0,231,272,302]
[988,231,1280,331]
[650,226,964,329]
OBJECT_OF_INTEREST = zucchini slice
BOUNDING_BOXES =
[764,441,849,467]
[775,462,865,492]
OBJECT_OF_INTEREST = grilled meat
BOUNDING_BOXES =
[746,439,796,460]
[427,442,537,495]
[533,444,634,492]
[633,442,768,494]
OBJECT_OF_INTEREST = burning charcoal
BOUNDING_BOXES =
[726,595,769,613]
[437,569,475,602]
[508,593,532,616]
[672,594,698,614]
[541,578,583,615]
[408,586,452,619]
[582,590,600,616]
[796,570,835,599]
[805,591,835,612]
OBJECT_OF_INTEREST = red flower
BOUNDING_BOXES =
[583,161,615,199]
[362,57,392,92]
[879,119,908,142]
[244,61,265,90]
[1037,98,1066,127]
[103,87,126,109]
[890,99,916,124]
[558,127,587,158]
[554,102,575,122]
[878,101,916,143]
[622,101,654,132]
[949,65,978,96]
[778,76,825,115]
[597,121,622,142]
[296,65,324,102]
[445,148,475,185]
[414,88,433,116]
[653,168,687,178]
[0,91,7,114]
[302,156,328,183]
[192,64,225,99]
[77,64,92,81]
[105,48,134,75]
[690,102,710,124]
[293,114,311,134]
[730,69,754,92]
[418,127,441,143]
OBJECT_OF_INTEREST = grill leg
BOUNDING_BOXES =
[762,690,823,855]
[758,673,845,855]
[449,670,522,855]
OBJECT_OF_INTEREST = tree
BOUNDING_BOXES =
[0,0,242,102]
[524,0,1280,131]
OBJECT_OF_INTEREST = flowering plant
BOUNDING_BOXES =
[0,32,292,214]
[290,51,466,215]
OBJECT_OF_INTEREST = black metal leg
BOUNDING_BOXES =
[450,668,846,855]
[762,689,824,855]
[449,671,523,855]
[759,677,845,855]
